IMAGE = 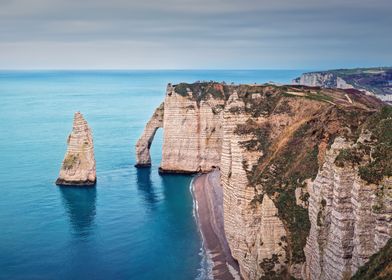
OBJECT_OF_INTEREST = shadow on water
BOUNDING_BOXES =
[136,167,158,207]
[59,186,97,238]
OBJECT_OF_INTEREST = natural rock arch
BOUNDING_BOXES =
[135,103,164,167]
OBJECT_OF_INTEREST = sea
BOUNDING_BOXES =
[0,70,304,280]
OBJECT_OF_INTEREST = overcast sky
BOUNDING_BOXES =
[0,0,391,69]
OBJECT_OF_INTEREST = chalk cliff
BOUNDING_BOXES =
[136,83,225,173]
[136,82,391,279]
[305,136,392,280]
[56,112,96,186]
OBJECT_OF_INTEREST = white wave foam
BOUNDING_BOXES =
[190,177,214,280]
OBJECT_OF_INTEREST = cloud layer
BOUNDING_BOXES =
[0,0,391,69]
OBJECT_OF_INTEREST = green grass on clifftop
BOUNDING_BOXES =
[174,82,228,103]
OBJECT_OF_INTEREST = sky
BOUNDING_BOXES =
[0,0,391,70]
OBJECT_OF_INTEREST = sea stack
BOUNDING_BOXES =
[56,112,96,186]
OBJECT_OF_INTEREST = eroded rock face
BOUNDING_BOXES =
[135,102,164,167]
[220,86,390,279]
[56,112,96,186]
[160,84,225,173]
[136,82,391,279]
[220,90,288,279]
[304,137,392,280]
[136,83,225,173]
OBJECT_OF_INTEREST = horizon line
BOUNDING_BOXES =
[0,66,389,72]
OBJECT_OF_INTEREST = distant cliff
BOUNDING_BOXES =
[135,82,391,279]
[293,67,392,103]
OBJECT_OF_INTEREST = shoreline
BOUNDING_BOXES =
[192,169,241,280]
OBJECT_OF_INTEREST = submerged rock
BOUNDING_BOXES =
[56,112,96,186]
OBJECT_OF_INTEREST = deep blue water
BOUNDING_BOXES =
[0,70,304,280]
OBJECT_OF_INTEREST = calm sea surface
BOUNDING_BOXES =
[0,70,304,280]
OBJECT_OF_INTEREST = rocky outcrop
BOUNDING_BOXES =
[136,82,391,279]
[56,112,96,186]
[135,102,164,167]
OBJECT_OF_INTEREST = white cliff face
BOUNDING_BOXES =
[336,77,354,89]
[135,84,224,173]
[304,137,392,280]
[135,103,164,167]
[135,83,390,279]
[221,92,288,279]
[293,73,338,88]
[160,84,225,173]
[56,112,96,186]
[293,73,354,91]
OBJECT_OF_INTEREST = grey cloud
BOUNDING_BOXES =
[0,0,391,69]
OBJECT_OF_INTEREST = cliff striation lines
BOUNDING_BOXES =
[56,112,96,186]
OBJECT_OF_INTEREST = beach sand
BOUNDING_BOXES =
[192,169,241,280]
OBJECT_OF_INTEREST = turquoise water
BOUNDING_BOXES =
[0,70,303,280]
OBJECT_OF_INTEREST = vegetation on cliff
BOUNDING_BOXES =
[174,82,229,104]
[232,85,382,267]
[159,81,388,277]
[63,154,79,170]
[334,106,392,184]
[351,238,392,280]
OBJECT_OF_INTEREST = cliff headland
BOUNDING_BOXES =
[136,82,391,279]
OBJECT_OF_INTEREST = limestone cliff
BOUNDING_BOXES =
[56,112,96,186]
[221,86,390,279]
[305,137,392,280]
[136,83,225,173]
[136,82,391,279]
